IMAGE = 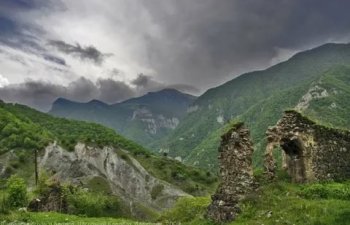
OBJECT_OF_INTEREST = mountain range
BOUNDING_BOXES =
[50,88,196,149]
[49,43,350,170]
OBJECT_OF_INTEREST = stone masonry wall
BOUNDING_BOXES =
[207,122,255,223]
[265,110,350,182]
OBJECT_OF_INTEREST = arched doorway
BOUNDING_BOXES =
[280,137,306,183]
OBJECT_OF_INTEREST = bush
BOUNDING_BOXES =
[6,175,28,208]
[300,182,350,200]
[66,187,120,217]
[160,197,210,223]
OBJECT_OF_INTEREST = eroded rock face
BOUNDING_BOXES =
[39,143,189,213]
[207,123,255,223]
[264,110,350,182]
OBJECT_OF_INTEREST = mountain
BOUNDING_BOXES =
[0,101,217,218]
[161,43,350,169]
[49,89,196,149]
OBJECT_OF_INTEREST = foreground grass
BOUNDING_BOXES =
[160,180,350,225]
[0,212,158,225]
[232,181,350,225]
[1,181,349,225]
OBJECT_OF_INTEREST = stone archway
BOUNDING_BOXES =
[280,137,306,183]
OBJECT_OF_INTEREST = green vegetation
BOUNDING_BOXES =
[0,212,155,224]
[66,187,121,217]
[158,176,350,225]
[0,102,217,195]
[0,106,51,154]
[137,155,217,195]
[300,182,350,200]
[162,43,350,170]
[160,196,210,223]
[6,175,28,208]
[0,102,148,155]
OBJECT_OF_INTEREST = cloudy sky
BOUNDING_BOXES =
[1,0,350,111]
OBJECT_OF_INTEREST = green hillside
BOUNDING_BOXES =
[162,43,350,169]
[0,102,217,195]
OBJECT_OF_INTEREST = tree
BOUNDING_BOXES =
[7,175,28,208]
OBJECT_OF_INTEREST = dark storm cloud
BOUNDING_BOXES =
[0,78,131,111]
[1,0,350,108]
[0,75,197,111]
[0,81,66,111]
[43,54,66,66]
[0,0,65,12]
[48,40,111,65]
[97,79,135,104]
[131,73,199,94]
[132,73,159,89]
[138,0,350,88]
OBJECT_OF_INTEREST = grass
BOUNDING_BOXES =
[0,212,158,224]
[232,181,350,225]
[157,178,350,225]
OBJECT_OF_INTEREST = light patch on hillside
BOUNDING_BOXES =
[295,85,329,111]
[216,115,224,124]
[329,102,337,109]
[187,105,199,113]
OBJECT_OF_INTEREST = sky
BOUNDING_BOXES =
[1,0,350,111]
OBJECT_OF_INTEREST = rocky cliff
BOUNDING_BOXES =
[39,142,189,213]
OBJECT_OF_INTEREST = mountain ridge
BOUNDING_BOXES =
[49,88,197,149]
[161,42,350,169]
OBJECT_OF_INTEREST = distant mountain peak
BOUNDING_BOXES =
[146,88,191,96]
[87,99,108,106]
[53,97,75,105]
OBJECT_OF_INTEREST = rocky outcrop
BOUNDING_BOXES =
[207,123,255,223]
[39,143,189,213]
[264,110,350,182]
[132,107,180,134]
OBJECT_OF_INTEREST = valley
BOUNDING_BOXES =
[1,43,350,225]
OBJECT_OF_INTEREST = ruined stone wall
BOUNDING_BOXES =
[207,122,255,223]
[265,110,350,182]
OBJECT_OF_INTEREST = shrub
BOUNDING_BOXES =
[160,197,210,223]
[300,182,350,200]
[6,175,28,208]
[66,187,119,217]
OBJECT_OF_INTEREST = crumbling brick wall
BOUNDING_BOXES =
[264,110,350,182]
[207,122,255,223]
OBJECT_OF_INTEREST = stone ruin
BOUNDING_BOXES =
[207,110,350,223]
[264,110,350,183]
[207,122,255,223]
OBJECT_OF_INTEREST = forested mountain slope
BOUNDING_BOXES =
[162,43,350,169]
[0,102,217,212]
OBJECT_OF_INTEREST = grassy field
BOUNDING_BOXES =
[1,178,349,224]
[0,212,158,225]
[159,176,350,225]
